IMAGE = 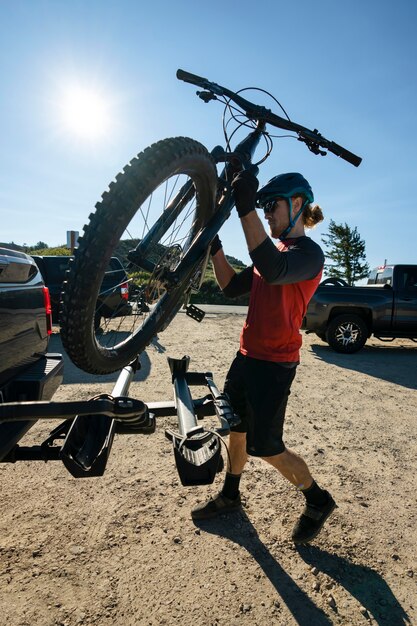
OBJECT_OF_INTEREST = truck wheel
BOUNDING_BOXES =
[325,314,368,353]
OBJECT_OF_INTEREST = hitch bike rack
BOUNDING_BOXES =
[0,356,238,485]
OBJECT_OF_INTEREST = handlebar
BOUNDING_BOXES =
[176,69,362,167]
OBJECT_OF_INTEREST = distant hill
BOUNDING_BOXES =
[0,242,69,255]
[0,242,25,251]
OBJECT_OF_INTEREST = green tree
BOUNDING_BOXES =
[30,241,49,250]
[321,220,370,285]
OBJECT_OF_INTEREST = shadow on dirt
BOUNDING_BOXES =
[310,343,417,390]
[194,511,332,625]
[194,511,409,625]
[296,544,410,625]
[48,333,165,385]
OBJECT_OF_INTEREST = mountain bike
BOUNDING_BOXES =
[60,69,361,376]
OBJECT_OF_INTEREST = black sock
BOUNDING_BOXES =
[301,480,329,507]
[221,472,241,500]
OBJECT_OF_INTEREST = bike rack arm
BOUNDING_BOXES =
[0,359,154,477]
[0,397,147,423]
[163,356,241,486]
[59,359,154,478]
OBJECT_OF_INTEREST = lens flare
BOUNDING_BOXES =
[59,86,110,139]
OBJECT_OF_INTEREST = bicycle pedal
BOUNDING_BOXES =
[185,304,205,323]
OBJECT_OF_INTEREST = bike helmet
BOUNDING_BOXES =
[256,172,314,239]
[256,172,314,210]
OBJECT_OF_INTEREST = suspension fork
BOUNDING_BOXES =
[126,180,195,272]
[175,188,235,280]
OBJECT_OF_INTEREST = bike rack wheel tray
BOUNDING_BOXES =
[163,355,238,486]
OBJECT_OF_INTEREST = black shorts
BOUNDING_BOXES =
[224,352,297,457]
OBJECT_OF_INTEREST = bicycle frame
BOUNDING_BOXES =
[122,68,362,299]
[129,57,363,293]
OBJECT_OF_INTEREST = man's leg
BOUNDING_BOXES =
[191,432,247,520]
[226,431,248,474]
[220,431,247,500]
[262,448,336,543]
[262,447,313,489]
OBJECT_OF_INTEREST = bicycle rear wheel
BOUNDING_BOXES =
[60,137,217,374]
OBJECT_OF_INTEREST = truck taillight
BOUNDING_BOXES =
[121,282,129,300]
[43,286,53,335]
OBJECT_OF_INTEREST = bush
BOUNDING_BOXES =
[32,247,71,256]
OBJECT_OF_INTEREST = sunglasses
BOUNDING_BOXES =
[259,197,286,214]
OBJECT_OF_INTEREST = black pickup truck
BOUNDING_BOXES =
[0,247,63,461]
[302,264,417,353]
[31,254,132,326]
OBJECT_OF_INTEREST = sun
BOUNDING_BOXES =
[59,85,111,140]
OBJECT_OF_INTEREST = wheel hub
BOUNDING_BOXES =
[145,244,183,302]
[335,322,359,346]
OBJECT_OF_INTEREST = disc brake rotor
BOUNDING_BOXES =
[145,244,183,303]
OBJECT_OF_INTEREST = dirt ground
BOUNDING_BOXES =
[0,311,416,626]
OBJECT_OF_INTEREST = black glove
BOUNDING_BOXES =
[210,234,223,256]
[231,170,259,218]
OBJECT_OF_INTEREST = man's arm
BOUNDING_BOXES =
[210,248,236,290]
[210,240,253,297]
[231,170,323,284]
[237,212,323,284]
[239,211,269,252]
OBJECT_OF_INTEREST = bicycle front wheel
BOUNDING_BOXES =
[60,137,218,374]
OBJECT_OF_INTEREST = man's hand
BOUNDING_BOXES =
[210,234,223,256]
[231,170,259,218]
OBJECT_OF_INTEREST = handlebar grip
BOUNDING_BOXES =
[176,69,208,88]
[328,141,362,167]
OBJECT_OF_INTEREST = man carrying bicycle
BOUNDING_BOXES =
[191,170,336,544]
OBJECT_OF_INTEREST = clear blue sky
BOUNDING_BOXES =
[1,0,416,271]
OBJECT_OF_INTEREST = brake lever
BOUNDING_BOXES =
[305,141,327,157]
[197,90,218,103]
[298,130,327,157]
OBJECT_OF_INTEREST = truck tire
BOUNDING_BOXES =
[325,314,368,353]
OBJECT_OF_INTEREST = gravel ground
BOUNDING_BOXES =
[0,312,416,625]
